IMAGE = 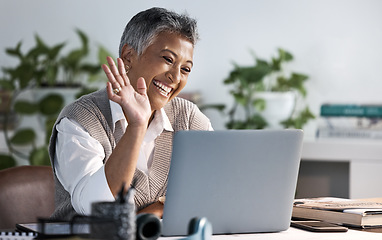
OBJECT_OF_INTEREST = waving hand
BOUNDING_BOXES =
[102,57,151,127]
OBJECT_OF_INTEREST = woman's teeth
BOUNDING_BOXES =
[153,80,172,96]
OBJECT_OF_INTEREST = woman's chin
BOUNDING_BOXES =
[149,97,170,111]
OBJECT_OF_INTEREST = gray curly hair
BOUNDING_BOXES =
[119,7,199,57]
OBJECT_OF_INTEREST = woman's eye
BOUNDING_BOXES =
[182,67,191,73]
[163,56,173,63]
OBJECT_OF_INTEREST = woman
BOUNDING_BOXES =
[49,7,212,220]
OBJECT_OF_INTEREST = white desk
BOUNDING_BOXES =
[159,227,382,240]
[300,139,382,198]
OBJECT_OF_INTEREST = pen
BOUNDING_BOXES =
[123,178,137,204]
[117,182,126,204]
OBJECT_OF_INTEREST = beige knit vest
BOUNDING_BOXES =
[49,88,210,220]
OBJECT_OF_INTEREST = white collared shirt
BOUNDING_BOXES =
[54,100,173,215]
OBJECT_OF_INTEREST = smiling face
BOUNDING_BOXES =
[121,31,194,112]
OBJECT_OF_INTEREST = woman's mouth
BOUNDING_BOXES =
[153,80,173,97]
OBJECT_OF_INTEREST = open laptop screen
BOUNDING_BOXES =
[162,129,303,236]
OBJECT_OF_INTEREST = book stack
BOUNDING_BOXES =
[292,197,382,228]
[316,104,382,139]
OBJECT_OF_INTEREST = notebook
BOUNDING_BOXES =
[0,230,36,240]
[161,129,304,236]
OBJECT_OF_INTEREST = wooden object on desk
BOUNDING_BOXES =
[362,198,382,203]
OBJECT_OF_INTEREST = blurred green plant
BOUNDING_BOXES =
[0,29,112,169]
[206,48,315,129]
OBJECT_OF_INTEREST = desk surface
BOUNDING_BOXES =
[159,227,382,240]
[160,198,382,240]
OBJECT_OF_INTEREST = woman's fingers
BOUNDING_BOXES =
[102,62,120,91]
[106,82,119,100]
[106,56,120,78]
[117,58,130,86]
[103,57,127,89]
[136,77,147,96]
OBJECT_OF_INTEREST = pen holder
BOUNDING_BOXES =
[90,188,136,240]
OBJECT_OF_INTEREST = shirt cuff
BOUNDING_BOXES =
[71,165,115,215]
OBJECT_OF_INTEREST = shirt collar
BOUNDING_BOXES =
[159,108,174,132]
[144,108,173,143]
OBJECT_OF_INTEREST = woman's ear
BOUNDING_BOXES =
[121,44,137,66]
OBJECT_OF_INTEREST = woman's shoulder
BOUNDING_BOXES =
[58,88,112,125]
[165,97,210,130]
[166,97,196,110]
[61,88,107,112]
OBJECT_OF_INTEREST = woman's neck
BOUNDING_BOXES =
[148,110,156,127]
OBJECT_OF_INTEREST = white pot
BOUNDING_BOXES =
[254,91,296,129]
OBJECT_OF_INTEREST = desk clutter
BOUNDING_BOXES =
[6,216,212,240]
[2,183,213,240]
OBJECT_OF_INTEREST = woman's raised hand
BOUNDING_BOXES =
[102,57,151,127]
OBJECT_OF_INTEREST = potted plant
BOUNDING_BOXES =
[218,48,315,129]
[0,29,112,169]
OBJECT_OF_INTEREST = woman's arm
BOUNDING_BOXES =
[102,57,152,196]
[55,117,115,215]
[137,202,164,218]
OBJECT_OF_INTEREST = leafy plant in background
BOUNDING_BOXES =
[206,48,315,129]
[0,29,112,169]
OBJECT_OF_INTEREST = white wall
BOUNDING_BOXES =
[1,0,382,139]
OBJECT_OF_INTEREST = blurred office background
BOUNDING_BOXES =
[1,0,382,139]
[2,0,382,199]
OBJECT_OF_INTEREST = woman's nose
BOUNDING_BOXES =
[166,67,181,84]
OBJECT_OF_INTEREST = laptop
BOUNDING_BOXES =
[161,129,304,236]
